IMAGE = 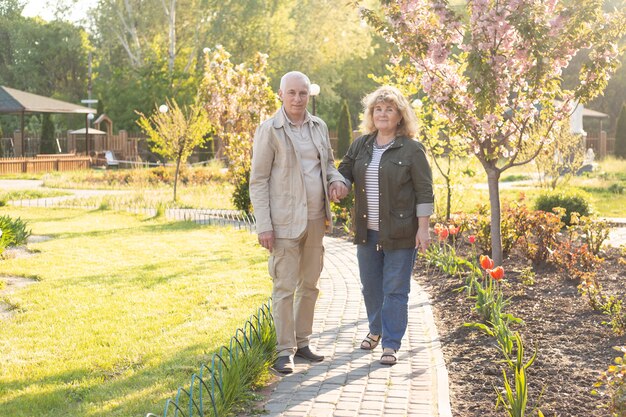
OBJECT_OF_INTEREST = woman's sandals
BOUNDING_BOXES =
[380,347,397,365]
[360,333,380,350]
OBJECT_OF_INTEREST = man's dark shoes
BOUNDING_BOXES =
[295,345,324,362]
[273,355,294,374]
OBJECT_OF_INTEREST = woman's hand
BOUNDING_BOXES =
[415,216,431,253]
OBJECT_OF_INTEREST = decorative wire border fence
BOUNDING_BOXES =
[9,196,256,232]
[146,300,275,417]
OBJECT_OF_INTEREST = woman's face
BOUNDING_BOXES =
[372,100,402,135]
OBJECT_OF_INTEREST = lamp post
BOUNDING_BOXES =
[85,112,94,157]
[309,83,320,116]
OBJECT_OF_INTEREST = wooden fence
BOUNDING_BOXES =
[585,131,615,159]
[0,154,90,174]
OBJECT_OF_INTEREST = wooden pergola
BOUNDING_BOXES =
[0,86,96,157]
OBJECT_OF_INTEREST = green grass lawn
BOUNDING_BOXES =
[0,189,72,203]
[37,165,237,210]
[0,207,271,417]
[430,156,626,218]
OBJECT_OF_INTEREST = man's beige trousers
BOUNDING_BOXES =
[269,217,325,357]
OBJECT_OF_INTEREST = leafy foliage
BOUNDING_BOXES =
[593,346,626,416]
[136,99,210,201]
[40,113,56,154]
[337,99,353,158]
[0,215,31,248]
[495,333,543,417]
[531,121,585,189]
[534,190,592,225]
[362,0,626,264]
[199,46,279,213]
[512,206,564,266]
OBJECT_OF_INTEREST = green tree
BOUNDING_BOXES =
[0,17,89,99]
[199,46,279,213]
[89,0,386,132]
[336,100,352,158]
[136,99,210,201]
[615,103,626,158]
[532,121,586,188]
[40,114,56,154]
[91,0,205,131]
[0,13,90,134]
[0,0,23,17]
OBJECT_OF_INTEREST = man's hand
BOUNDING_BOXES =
[329,181,349,202]
[258,231,275,252]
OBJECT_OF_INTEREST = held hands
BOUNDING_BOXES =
[415,228,431,254]
[329,181,349,203]
[258,231,275,252]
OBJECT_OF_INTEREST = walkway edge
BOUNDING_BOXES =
[416,283,453,417]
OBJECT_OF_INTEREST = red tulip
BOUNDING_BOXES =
[488,266,505,280]
[479,255,494,270]
[448,225,460,235]
[438,228,449,240]
[434,223,443,235]
[468,235,476,244]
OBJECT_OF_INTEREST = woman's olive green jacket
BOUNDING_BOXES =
[337,133,434,250]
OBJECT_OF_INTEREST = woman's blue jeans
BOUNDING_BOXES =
[356,229,416,351]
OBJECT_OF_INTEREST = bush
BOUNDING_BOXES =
[473,203,519,257]
[337,99,353,158]
[512,205,564,266]
[534,190,592,225]
[0,215,31,247]
[232,170,252,214]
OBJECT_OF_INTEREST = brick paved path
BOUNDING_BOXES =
[262,237,452,417]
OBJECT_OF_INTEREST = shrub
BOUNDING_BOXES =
[232,170,251,214]
[534,189,591,225]
[0,215,31,247]
[593,346,626,416]
[337,99,353,158]
[608,183,625,195]
[474,203,521,257]
[512,206,564,266]
[331,188,354,235]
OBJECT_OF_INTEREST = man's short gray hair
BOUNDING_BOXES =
[279,71,311,92]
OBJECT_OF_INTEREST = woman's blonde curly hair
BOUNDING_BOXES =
[359,86,419,138]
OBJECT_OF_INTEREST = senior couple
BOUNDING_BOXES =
[249,71,434,374]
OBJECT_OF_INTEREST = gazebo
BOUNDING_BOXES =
[0,86,96,157]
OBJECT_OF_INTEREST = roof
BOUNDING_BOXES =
[0,86,96,115]
[68,128,107,135]
[581,107,609,118]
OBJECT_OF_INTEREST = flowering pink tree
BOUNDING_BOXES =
[362,0,626,264]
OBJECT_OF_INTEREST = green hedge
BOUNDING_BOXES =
[534,189,592,225]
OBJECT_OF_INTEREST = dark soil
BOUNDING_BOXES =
[413,244,626,417]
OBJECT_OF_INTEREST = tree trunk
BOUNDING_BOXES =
[486,167,503,265]
[446,177,452,221]
[162,0,176,84]
[173,156,182,202]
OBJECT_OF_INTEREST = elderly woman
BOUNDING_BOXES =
[338,86,434,365]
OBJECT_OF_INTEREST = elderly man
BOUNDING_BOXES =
[250,71,348,374]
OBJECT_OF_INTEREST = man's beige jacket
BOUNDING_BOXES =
[249,109,345,239]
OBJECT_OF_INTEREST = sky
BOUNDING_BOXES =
[21,0,98,23]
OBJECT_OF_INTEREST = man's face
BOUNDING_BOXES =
[279,75,310,120]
